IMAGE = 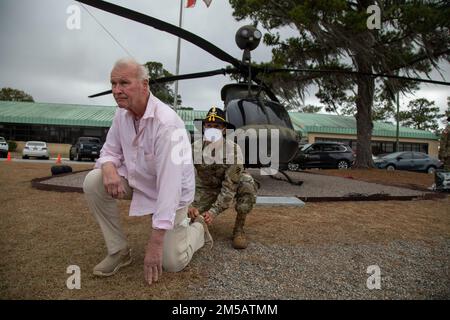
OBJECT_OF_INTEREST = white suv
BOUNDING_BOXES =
[0,137,8,158]
[22,141,50,160]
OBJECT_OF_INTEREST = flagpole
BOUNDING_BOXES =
[173,0,183,110]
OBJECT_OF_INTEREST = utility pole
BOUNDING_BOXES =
[173,0,183,110]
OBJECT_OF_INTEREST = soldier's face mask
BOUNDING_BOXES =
[204,128,223,142]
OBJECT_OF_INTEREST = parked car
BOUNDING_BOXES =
[0,136,8,158]
[70,137,102,161]
[22,141,50,159]
[288,142,355,171]
[373,151,443,174]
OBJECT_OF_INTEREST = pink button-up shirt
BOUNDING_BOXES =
[95,94,195,230]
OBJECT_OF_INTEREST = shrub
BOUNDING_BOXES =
[8,141,17,152]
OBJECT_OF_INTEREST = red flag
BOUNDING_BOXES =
[186,0,196,8]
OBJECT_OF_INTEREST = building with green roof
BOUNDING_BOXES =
[0,101,440,157]
[288,112,439,156]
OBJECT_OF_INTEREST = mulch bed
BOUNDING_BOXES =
[31,167,448,202]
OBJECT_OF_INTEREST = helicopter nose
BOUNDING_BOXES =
[233,124,299,168]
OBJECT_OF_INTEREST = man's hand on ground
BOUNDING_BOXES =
[144,228,165,286]
[102,162,125,199]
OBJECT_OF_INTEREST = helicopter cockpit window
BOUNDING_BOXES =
[226,99,294,129]
[264,101,293,127]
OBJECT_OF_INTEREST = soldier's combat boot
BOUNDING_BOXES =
[232,212,248,249]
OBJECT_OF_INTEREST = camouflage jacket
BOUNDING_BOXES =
[191,138,244,215]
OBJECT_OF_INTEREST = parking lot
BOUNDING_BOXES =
[0,152,96,164]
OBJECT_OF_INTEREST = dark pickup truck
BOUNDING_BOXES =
[69,137,103,161]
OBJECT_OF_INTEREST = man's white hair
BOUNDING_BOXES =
[112,57,149,81]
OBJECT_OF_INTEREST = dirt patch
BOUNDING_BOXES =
[311,168,435,191]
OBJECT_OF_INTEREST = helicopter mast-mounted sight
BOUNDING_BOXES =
[235,25,262,64]
[234,25,262,98]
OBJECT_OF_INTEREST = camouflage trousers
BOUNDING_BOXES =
[195,173,259,215]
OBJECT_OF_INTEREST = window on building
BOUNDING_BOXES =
[314,137,430,155]
[383,142,394,153]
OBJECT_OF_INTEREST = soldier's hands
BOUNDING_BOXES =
[188,207,200,221]
[203,211,215,225]
[102,162,125,199]
[144,229,165,286]
[227,165,243,183]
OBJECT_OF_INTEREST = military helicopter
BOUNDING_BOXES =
[77,0,450,177]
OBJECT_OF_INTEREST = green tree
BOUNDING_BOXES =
[339,87,397,121]
[302,104,322,113]
[229,0,450,168]
[439,96,450,127]
[398,98,440,133]
[445,96,450,118]
[0,87,34,102]
[447,96,450,112]
[144,61,181,106]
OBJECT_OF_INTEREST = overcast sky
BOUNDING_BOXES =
[0,0,448,117]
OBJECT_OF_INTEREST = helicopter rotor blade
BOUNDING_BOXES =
[150,68,240,84]
[88,68,240,98]
[76,0,242,68]
[89,89,112,98]
[265,68,450,86]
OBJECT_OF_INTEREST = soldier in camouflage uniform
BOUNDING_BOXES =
[188,107,258,249]
[438,116,450,170]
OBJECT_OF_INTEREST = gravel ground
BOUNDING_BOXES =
[186,237,450,299]
[250,169,426,197]
[41,169,428,198]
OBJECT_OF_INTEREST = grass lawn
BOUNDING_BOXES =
[0,162,448,299]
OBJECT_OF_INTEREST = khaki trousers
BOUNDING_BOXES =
[83,169,205,272]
